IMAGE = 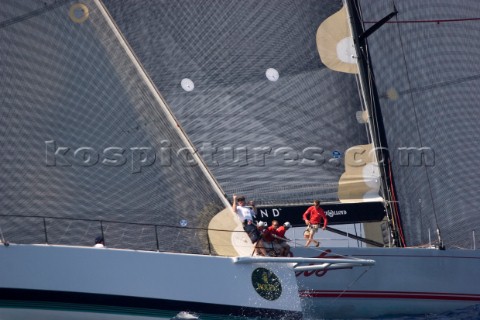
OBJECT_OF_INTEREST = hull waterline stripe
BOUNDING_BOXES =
[300,290,480,301]
[0,288,302,320]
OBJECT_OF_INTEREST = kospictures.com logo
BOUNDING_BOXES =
[45,140,434,173]
[45,140,330,173]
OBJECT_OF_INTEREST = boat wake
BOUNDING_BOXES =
[171,311,200,320]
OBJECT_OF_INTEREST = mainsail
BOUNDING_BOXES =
[354,0,480,249]
[0,0,231,254]
[102,0,480,250]
[102,0,373,206]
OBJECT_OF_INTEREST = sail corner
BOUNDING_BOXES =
[316,5,359,74]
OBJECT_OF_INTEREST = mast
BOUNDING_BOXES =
[345,0,405,247]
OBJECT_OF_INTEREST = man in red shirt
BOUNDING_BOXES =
[263,223,277,243]
[302,200,328,247]
[262,221,282,256]
[274,221,291,256]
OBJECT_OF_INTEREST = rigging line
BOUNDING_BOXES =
[355,1,384,154]
[330,267,372,306]
[379,73,480,99]
[351,0,403,248]
[365,51,394,207]
[325,226,384,247]
[365,53,397,227]
[393,1,443,246]
[355,1,398,247]
[388,159,406,247]
[376,3,406,248]
[353,223,360,247]
[0,0,69,29]
[360,24,389,171]
[354,74,372,145]
[350,1,384,158]
[0,213,246,234]
[363,17,480,25]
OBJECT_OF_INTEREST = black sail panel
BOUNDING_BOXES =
[0,0,226,253]
[102,0,374,205]
[357,0,480,249]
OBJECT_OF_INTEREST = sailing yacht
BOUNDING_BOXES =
[1,0,479,319]
[293,1,480,318]
[96,0,479,318]
[0,0,376,319]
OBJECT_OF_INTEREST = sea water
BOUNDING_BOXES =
[159,304,480,320]
[6,304,478,319]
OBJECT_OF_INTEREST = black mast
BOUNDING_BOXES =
[345,0,405,247]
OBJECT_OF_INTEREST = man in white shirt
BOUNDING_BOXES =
[232,194,256,225]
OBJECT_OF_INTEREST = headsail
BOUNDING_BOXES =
[0,0,235,254]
